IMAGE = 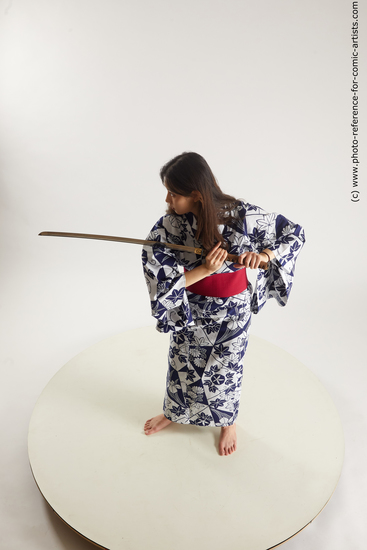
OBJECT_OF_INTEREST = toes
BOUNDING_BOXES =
[219,434,237,455]
[144,422,152,433]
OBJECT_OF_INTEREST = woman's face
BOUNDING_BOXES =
[165,190,196,215]
[164,181,200,216]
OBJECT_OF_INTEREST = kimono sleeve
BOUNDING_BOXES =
[141,217,194,333]
[243,204,306,314]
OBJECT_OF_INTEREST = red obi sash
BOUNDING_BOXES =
[184,268,248,298]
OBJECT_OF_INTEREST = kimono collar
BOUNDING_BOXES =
[183,212,198,231]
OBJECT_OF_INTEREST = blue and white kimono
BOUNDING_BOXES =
[142,201,305,427]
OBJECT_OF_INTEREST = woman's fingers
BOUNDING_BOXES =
[205,243,228,273]
[207,242,225,261]
[211,248,227,265]
[206,241,222,258]
[237,252,262,269]
[209,248,264,270]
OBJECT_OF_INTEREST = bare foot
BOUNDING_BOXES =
[144,413,172,435]
[219,424,237,456]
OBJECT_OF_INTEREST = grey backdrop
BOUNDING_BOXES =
[0,0,366,548]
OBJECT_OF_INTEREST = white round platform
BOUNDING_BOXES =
[28,326,344,550]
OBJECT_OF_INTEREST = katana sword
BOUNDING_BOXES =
[39,231,269,269]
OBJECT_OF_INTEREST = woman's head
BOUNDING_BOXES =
[159,152,238,250]
[160,151,216,193]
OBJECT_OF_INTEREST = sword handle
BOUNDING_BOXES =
[226,253,269,271]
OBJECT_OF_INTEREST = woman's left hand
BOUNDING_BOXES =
[233,251,268,270]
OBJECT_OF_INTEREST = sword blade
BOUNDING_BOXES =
[38,231,203,255]
[38,231,268,269]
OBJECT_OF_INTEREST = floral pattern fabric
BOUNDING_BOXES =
[142,201,305,427]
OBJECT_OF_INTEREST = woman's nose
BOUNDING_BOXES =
[165,193,170,204]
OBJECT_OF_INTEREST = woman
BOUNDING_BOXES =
[142,152,305,456]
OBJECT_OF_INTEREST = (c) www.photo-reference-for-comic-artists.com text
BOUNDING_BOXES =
[351,1,360,203]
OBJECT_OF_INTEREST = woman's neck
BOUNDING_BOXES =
[190,203,201,219]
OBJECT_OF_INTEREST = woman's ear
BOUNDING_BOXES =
[191,190,203,203]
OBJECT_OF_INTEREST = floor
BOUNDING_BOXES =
[28,327,344,550]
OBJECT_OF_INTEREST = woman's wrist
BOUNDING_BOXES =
[260,249,275,263]
[184,264,212,287]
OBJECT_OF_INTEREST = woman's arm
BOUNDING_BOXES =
[184,244,274,287]
[240,203,306,312]
[184,242,227,287]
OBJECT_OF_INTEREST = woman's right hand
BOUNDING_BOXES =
[184,242,227,287]
[204,242,228,274]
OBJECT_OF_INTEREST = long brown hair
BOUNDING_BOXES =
[160,152,239,251]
